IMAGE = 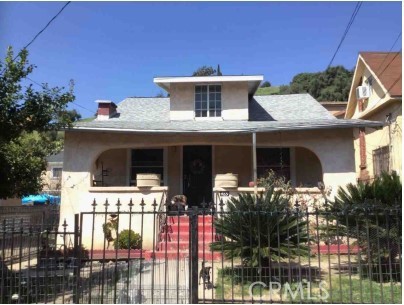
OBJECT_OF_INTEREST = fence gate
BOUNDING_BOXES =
[0,200,402,304]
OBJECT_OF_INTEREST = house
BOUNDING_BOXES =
[42,150,64,192]
[345,52,402,181]
[0,152,64,207]
[60,74,381,249]
[320,101,348,119]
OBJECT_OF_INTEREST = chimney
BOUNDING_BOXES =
[96,100,117,120]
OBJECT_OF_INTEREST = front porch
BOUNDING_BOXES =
[91,144,323,203]
[60,129,357,250]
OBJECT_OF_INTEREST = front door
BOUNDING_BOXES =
[183,146,212,206]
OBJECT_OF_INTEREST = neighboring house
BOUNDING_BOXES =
[0,151,64,206]
[42,150,64,192]
[60,74,381,248]
[320,101,348,119]
[345,52,402,181]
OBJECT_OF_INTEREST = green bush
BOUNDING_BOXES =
[114,229,142,250]
[211,187,310,267]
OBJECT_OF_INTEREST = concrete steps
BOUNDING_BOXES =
[154,215,222,260]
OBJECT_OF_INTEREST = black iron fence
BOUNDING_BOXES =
[0,197,401,304]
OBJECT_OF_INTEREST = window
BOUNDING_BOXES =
[373,146,389,177]
[257,148,290,180]
[52,167,62,179]
[195,85,221,117]
[131,149,164,185]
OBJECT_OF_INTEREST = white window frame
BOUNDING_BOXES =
[194,84,222,118]
[130,147,167,186]
[51,167,63,180]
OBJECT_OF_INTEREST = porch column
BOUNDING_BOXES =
[252,132,257,195]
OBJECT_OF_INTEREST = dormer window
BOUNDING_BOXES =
[195,85,222,117]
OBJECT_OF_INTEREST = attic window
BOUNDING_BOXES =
[195,85,221,117]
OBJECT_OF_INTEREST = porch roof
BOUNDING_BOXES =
[72,118,382,134]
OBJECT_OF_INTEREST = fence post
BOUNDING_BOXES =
[73,214,80,304]
[189,206,199,304]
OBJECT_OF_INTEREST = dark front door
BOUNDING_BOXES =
[183,146,212,206]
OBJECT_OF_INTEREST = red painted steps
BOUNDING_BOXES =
[154,215,223,260]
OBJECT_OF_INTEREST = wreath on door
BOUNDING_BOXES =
[190,159,205,175]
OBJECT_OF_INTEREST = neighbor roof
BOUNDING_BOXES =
[47,151,64,163]
[73,94,382,133]
[360,52,402,97]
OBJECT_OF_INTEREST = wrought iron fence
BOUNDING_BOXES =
[0,197,401,304]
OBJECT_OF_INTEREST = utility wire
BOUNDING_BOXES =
[0,1,71,75]
[26,76,95,115]
[374,32,402,75]
[327,2,363,68]
[23,1,71,51]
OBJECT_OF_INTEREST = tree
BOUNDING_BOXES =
[155,91,166,98]
[192,65,216,76]
[277,66,353,101]
[0,47,75,199]
[210,188,309,267]
[60,109,81,122]
[217,64,222,76]
[260,81,271,88]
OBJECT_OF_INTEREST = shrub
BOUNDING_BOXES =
[211,187,310,267]
[327,172,402,281]
[114,229,142,250]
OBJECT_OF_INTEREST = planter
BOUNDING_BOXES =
[136,173,160,187]
[214,173,238,188]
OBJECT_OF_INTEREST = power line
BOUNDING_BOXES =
[327,2,363,69]
[0,1,71,75]
[376,49,401,81]
[23,1,71,51]
[26,76,95,115]
[374,32,402,75]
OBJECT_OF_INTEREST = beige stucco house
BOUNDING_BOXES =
[60,74,381,249]
[345,52,402,181]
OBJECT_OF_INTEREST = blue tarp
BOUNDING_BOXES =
[21,194,61,205]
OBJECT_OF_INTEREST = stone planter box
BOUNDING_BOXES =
[136,173,161,187]
[214,173,238,188]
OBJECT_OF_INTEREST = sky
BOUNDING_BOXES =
[0,1,402,117]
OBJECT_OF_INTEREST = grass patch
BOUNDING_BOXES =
[255,86,280,95]
[215,267,402,303]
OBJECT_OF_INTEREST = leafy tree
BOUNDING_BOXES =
[277,66,353,101]
[211,188,309,267]
[0,47,75,199]
[155,91,166,98]
[260,81,271,88]
[192,65,217,76]
[60,109,81,122]
[217,64,222,76]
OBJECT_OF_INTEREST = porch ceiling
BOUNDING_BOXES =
[72,119,383,134]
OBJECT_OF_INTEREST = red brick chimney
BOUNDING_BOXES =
[96,100,117,120]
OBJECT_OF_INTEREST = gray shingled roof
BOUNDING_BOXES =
[113,97,170,122]
[73,94,383,133]
[249,94,335,121]
[46,151,64,163]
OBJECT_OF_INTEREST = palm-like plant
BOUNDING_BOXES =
[210,188,310,267]
[327,172,402,280]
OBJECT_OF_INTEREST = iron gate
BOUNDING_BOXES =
[0,199,402,303]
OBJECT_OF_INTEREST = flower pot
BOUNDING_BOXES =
[136,173,160,187]
[214,173,238,188]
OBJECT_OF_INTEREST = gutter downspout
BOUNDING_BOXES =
[252,132,257,196]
